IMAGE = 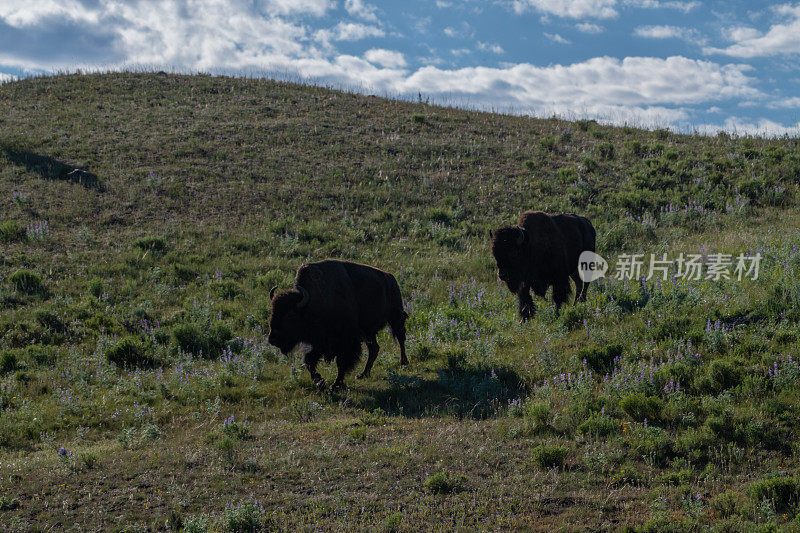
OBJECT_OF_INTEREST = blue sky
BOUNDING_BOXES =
[1,0,799,135]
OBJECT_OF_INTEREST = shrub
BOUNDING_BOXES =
[578,343,623,374]
[105,336,159,369]
[557,166,578,182]
[597,141,615,160]
[581,155,599,173]
[211,279,240,300]
[424,470,468,494]
[411,113,426,124]
[88,277,104,298]
[0,495,21,511]
[0,220,25,243]
[579,412,617,439]
[133,235,167,252]
[183,514,211,533]
[711,490,742,519]
[222,497,266,532]
[9,269,44,294]
[35,308,65,333]
[624,140,647,157]
[695,359,741,394]
[747,475,800,514]
[531,444,568,469]
[0,351,18,374]
[172,320,233,358]
[539,136,556,152]
[620,393,663,422]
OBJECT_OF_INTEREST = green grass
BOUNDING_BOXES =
[2,71,800,530]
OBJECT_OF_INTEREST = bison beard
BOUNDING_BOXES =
[491,211,596,321]
[268,259,408,390]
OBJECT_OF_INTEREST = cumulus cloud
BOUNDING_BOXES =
[0,72,17,83]
[0,0,100,27]
[576,22,604,33]
[545,33,572,44]
[634,25,706,45]
[344,0,378,22]
[705,3,800,57]
[624,0,698,13]
[364,48,406,68]
[695,118,800,137]
[767,96,800,109]
[443,22,474,38]
[510,0,698,19]
[315,22,384,46]
[477,42,505,54]
[399,56,759,110]
[512,0,618,19]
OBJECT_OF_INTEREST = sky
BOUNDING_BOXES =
[1,0,799,135]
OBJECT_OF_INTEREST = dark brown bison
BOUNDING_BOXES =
[490,211,596,321]
[267,259,408,390]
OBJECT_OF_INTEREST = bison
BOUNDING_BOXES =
[267,259,409,390]
[490,211,596,321]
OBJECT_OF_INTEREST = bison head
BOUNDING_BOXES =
[490,225,528,293]
[267,285,310,354]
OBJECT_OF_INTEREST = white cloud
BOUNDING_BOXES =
[315,22,384,47]
[544,33,572,44]
[512,0,618,19]
[634,25,706,45]
[477,42,505,54]
[398,56,760,121]
[344,0,378,22]
[724,26,761,42]
[576,22,604,33]
[624,0,698,13]
[705,4,800,57]
[443,22,474,38]
[510,0,698,19]
[0,72,17,83]
[0,0,100,27]
[767,96,800,109]
[695,118,800,137]
[364,48,406,68]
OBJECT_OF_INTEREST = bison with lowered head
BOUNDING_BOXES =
[491,211,596,321]
[268,259,409,390]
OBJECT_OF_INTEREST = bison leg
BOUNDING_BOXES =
[358,336,380,379]
[552,279,571,314]
[517,287,535,322]
[389,316,409,367]
[303,349,326,389]
[331,339,361,391]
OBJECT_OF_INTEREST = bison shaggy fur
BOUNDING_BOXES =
[268,259,408,390]
[491,211,596,321]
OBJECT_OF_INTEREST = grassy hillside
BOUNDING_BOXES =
[3,72,800,531]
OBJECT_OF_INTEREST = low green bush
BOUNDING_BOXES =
[531,444,568,469]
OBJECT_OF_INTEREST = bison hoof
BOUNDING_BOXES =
[313,378,326,390]
[400,358,409,367]
[329,381,345,392]
[356,372,369,379]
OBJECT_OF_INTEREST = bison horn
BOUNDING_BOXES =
[269,285,278,300]
[515,226,526,245]
[296,286,310,308]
